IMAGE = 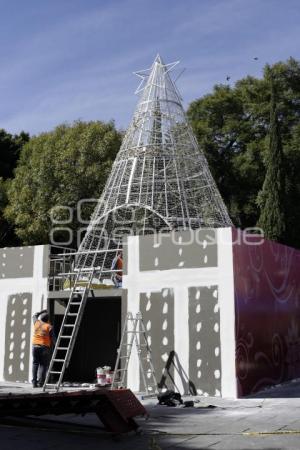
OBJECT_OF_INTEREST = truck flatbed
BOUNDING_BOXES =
[0,387,147,434]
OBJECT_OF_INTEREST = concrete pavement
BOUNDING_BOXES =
[0,380,299,449]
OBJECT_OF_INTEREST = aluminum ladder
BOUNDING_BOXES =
[43,237,123,392]
[112,311,158,395]
[43,268,95,391]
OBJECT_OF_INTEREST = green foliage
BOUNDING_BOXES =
[0,129,29,246]
[188,81,266,227]
[187,57,300,248]
[285,124,300,247]
[0,178,9,243]
[0,129,29,179]
[257,77,286,242]
[5,121,122,245]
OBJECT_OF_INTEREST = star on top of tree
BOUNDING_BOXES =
[133,54,179,94]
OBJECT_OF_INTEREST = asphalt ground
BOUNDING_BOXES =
[0,380,299,450]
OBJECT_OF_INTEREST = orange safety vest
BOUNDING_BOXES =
[116,256,123,278]
[32,320,52,347]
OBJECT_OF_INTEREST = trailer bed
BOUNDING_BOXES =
[0,387,147,434]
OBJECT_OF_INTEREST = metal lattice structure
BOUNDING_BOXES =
[77,54,232,270]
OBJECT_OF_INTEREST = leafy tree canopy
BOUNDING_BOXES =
[0,129,29,179]
[0,129,29,246]
[187,57,300,248]
[5,121,122,246]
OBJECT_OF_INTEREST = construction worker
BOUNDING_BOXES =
[111,250,123,288]
[31,309,56,388]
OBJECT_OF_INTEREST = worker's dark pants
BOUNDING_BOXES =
[32,345,50,385]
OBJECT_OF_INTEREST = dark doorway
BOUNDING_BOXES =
[52,296,121,383]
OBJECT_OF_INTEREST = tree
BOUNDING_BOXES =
[0,129,29,246]
[187,57,300,248]
[285,123,300,248]
[257,75,286,242]
[5,121,122,246]
[187,82,267,228]
[0,178,9,243]
[0,129,29,179]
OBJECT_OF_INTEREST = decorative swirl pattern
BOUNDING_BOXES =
[232,228,300,397]
[236,341,249,381]
[272,333,284,368]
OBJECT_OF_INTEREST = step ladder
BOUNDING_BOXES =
[43,235,123,392]
[111,312,158,395]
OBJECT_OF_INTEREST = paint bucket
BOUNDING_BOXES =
[96,367,106,386]
[103,366,112,384]
[106,371,113,384]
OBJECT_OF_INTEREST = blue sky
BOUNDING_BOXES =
[0,0,299,135]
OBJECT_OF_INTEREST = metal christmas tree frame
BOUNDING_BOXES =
[44,55,232,391]
[77,54,232,270]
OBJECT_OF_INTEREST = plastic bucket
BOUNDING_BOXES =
[96,367,106,386]
[106,371,113,384]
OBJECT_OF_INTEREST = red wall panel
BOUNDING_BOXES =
[232,228,300,396]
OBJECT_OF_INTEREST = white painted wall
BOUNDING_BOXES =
[0,245,48,382]
[123,228,237,398]
[217,228,237,398]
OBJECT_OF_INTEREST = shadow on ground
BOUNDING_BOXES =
[247,380,300,399]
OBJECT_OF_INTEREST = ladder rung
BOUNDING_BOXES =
[61,336,72,339]
[49,371,62,374]
[67,313,78,316]
[63,324,75,327]
[53,359,65,362]
[57,347,68,350]
[70,302,81,305]
[44,383,57,387]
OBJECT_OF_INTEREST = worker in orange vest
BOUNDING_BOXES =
[32,309,56,388]
[112,250,123,287]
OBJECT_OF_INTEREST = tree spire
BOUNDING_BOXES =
[257,73,286,242]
